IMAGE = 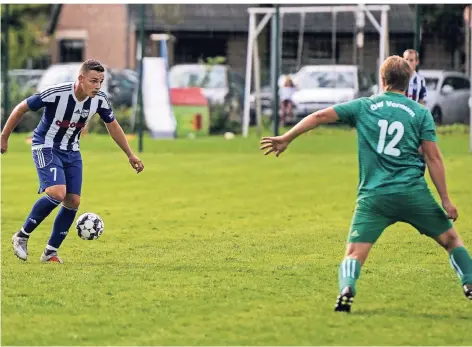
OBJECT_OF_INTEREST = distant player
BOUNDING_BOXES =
[403,49,427,105]
[1,59,144,263]
[260,55,472,312]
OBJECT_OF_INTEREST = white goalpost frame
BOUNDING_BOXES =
[243,5,391,138]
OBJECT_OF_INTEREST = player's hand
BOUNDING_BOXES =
[260,135,290,157]
[442,199,458,221]
[128,154,144,173]
[1,134,9,154]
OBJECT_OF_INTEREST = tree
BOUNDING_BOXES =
[419,4,466,58]
[1,4,50,69]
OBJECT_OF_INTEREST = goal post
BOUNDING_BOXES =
[242,5,391,138]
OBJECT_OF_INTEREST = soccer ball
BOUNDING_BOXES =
[76,212,104,240]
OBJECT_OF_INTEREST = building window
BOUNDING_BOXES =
[174,35,227,64]
[59,39,84,63]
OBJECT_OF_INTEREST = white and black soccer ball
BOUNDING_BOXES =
[76,212,104,240]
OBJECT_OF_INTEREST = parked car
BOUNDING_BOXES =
[109,69,138,108]
[249,66,375,124]
[289,65,374,122]
[169,64,244,125]
[421,69,470,124]
[6,69,44,93]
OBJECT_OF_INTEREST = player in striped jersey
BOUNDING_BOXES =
[403,49,427,105]
[1,59,144,263]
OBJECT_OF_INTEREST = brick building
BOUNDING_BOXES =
[46,4,456,79]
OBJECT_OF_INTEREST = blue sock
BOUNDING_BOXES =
[46,205,78,251]
[20,195,61,237]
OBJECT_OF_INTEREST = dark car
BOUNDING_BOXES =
[109,69,138,109]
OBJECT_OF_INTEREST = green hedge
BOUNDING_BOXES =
[1,80,41,133]
[209,103,242,135]
[86,107,134,134]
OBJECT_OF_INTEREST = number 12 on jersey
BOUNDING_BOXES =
[377,119,404,157]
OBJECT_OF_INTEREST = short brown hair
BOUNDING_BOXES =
[80,59,104,74]
[403,49,419,60]
[380,55,411,92]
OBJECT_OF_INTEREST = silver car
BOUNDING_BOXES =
[421,69,470,124]
[290,65,375,121]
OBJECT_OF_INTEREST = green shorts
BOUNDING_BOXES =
[348,189,453,243]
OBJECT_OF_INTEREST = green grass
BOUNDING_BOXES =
[2,128,472,346]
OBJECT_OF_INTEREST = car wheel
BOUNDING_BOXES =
[432,107,443,125]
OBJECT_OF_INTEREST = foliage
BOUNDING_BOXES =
[197,56,241,134]
[208,103,241,135]
[419,4,467,54]
[85,107,135,134]
[1,4,50,69]
[0,80,41,133]
[193,56,227,89]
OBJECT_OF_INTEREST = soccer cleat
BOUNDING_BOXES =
[40,251,63,264]
[334,286,355,313]
[11,231,28,261]
[463,284,472,300]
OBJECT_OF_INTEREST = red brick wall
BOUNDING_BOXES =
[52,4,135,69]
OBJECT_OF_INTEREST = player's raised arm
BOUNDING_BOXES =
[260,96,363,157]
[285,106,340,141]
[260,107,339,156]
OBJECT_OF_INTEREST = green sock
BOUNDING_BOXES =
[449,246,472,285]
[338,258,361,296]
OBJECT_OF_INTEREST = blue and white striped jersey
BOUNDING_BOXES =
[26,82,115,151]
[405,71,427,103]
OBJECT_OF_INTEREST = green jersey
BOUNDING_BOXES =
[333,91,437,199]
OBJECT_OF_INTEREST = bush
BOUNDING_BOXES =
[208,103,242,135]
[1,80,41,133]
[83,106,135,134]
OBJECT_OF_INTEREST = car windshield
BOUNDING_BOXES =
[169,66,227,89]
[425,77,439,91]
[296,71,356,89]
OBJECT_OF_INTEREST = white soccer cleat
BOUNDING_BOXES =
[40,251,63,264]
[12,232,28,261]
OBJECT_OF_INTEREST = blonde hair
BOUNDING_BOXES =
[283,76,295,87]
[380,55,411,91]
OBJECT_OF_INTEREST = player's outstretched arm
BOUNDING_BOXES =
[105,120,144,173]
[422,140,458,221]
[1,100,31,154]
[260,107,339,157]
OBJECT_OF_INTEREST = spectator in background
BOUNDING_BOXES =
[279,76,297,126]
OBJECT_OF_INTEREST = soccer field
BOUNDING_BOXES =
[2,128,472,346]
